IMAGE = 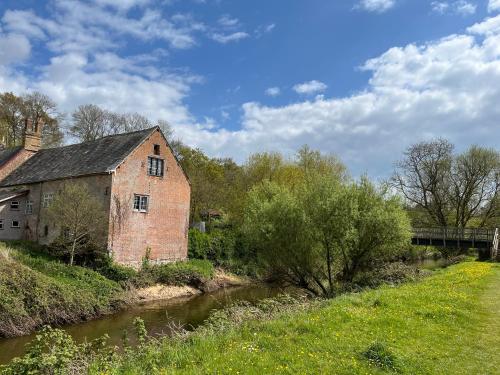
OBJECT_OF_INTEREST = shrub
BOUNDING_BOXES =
[354,262,422,288]
[188,228,236,265]
[131,259,215,288]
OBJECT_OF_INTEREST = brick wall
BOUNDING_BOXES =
[109,129,190,266]
[0,149,35,182]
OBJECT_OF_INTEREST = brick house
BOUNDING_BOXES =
[0,119,191,266]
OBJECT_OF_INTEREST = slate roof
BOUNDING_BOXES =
[0,146,22,167]
[0,127,156,187]
[0,189,29,203]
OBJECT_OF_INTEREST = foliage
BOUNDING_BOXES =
[188,228,236,265]
[0,91,63,148]
[0,242,125,338]
[243,174,411,295]
[131,259,215,288]
[47,182,107,265]
[353,262,423,288]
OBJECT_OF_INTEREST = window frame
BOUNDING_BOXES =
[42,193,54,208]
[147,156,164,177]
[153,144,161,155]
[0,220,4,230]
[133,194,149,213]
[11,220,20,228]
[10,200,19,211]
[25,200,33,215]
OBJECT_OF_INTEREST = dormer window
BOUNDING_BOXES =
[147,157,164,177]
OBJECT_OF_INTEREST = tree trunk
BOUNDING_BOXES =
[70,239,77,266]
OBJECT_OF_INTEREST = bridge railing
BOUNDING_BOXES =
[412,228,496,242]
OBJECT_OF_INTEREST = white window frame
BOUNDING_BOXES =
[10,201,19,210]
[25,200,33,214]
[42,193,54,208]
[0,220,4,230]
[133,194,149,213]
[11,220,20,228]
[147,157,164,177]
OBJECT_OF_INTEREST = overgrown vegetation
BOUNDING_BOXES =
[2,262,498,374]
[0,242,125,338]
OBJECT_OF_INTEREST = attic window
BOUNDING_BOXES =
[10,201,19,210]
[154,144,160,155]
[147,157,164,177]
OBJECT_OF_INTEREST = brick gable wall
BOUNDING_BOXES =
[108,129,190,265]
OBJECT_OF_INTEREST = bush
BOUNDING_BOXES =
[131,259,215,288]
[188,228,236,266]
[354,262,422,288]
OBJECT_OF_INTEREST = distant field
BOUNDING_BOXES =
[102,261,500,374]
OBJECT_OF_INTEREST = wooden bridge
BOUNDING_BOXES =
[412,227,499,260]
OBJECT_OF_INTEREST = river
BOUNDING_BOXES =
[0,258,448,365]
[0,283,284,365]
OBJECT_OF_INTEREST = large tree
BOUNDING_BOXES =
[244,174,411,296]
[0,91,63,148]
[47,183,107,265]
[69,104,173,142]
[392,139,499,228]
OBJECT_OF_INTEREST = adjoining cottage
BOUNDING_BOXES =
[0,119,191,266]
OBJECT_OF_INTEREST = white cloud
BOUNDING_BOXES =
[265,87,281,97]
[255,23,276,38]
[489,0,500,12]
[432,1,476,15]
[210,31,249,43]
[217,14,239,28]
[0,33,31,65]
[355,0,396,13]
[293,80,327,95]
[92,0,152,11]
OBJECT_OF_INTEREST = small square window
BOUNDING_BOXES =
[0,220,4,230]
[154,144,160,155]
[10,201,19,210]
[26,201,33,214]
[11,220,20,228]
[133,194,149,212]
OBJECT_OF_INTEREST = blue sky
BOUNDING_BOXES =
[0,0,499,177]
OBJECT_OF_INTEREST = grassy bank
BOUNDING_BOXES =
[89,261,499,374]
[0,241,126,338]
[0,241,217,339]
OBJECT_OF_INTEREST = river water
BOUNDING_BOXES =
[0,284,284,365]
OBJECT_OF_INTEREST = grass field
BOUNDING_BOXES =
[101,261,500,374]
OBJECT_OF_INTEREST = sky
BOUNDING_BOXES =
[0,0,499,178]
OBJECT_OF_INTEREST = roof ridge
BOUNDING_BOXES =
[42,126,157,152]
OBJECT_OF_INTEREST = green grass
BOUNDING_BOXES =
[99,261,500,374]
[0,241,126,338]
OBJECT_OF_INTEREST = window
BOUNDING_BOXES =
[25,201,33,214]
[104,187,109,196]
[42,193,54,208]
[44,225,49,236]
[10,201,19,210]
[147,157,164,177]
[11,220,20,228]
[0,220,3,230]
[154,144,160,155]
[133,194,149,212]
